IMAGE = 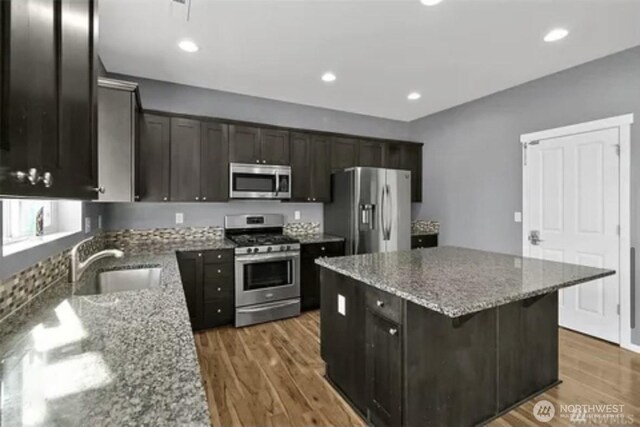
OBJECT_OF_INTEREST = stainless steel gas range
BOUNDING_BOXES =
[225,214,301,327]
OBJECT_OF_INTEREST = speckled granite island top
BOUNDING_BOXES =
[0,249,210,426]
[316,246,615,318]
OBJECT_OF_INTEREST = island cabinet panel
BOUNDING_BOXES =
[404,302,498,427]
[177,249,235,331]
[170,117,201,202]
[138,114,171,201]
[366,310,403,427]
[320,269,367,414]
[331,137,360,171]
[497,292,558,411]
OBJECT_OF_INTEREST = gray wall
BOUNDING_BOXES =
[102,201,322,230]
[108,73,410,141]
[0,202,104,280]
[409,45,640,255]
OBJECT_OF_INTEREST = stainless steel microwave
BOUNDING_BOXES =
[229,163,291,199]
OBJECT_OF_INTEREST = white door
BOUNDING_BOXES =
[525,127,620,343]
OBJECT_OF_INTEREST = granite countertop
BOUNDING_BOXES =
[316,246,615,318]
[286,233,345,244]
[0,248,211,426]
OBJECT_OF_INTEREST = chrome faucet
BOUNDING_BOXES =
[69,237,124,283]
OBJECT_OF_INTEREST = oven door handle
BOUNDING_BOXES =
[236,299,300,313]
[235,251,300,263]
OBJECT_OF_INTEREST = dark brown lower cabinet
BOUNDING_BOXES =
[410,234,438,249]
[320,268,560,427]
[366,310,402,427]
[301,241,344,311]
[177,249,235,330]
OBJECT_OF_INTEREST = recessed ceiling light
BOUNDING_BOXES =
[178,40,199,52]
[544,28,569,43]
[321,72,336,83]
[420,0,443,5]
[408,92,421,101]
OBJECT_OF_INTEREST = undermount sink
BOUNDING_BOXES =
[76,267,162,296]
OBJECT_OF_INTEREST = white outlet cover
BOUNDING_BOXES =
[84,217,91,233]
[176,213,184,224]
[514,212,522,223]
[338,294,346,316]
[294,210,301,220]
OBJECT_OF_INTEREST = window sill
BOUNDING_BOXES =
[2,231,79,257]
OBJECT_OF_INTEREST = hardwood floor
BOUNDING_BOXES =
[194,310,640,426]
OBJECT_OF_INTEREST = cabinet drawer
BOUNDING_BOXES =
[302,241,345,258]
[203,263,234,301]
[365,287,403,324]
[203,249,234,264]
[411,234,438,249]
[201,298,234,329]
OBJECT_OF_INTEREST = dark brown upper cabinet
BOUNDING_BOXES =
[290,132,331,202]
[384,142,403,169]
[0,0,97,198]
[359,140,384,167]
[229,125,290,165]
[138,114,171,201]
[403,143,422,202]
[200,121,229,202]
[261,129,290,165]
[170,117,201,202]
[331,137,359,171]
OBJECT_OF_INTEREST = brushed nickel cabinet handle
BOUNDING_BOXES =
[40,172,53,188]
[389,328,398,336]
[13,168,39,185]
[94,186,106,194]
[376,300,384,307]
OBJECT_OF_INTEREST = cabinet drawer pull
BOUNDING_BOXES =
[389,328,398,336]
[262,160,266,164]
[217,254,222,259]
[195,197,199,201]
[13,168,39,185]
[217,269,221,273]
[217,309,221,313]
[198,253,202,257]
[256,160,260,163]
[217,287,221,291]
[163,196,168,201]
[202,197,207,201]
[376,300,384,307]
[321,246,326,251]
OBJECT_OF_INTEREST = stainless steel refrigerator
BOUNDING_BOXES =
[324,167,411,255]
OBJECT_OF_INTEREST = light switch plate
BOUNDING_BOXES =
[84,217,91,233]
[176,213,184,224]
[294,210,301,220]
[514,212,522,223]
[338,294,346,316]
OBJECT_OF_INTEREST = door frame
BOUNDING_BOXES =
[520,113,637,353]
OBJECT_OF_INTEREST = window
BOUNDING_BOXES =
[2,199,82,255]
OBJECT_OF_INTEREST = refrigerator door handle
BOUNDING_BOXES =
[632,247,636,329]
[380,186,386,240]
[386,184,392,239]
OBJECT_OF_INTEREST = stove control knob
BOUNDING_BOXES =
[267,247,273,252]
[254,247,260,253]
[280,245,286,251]
[247,248,253,254]
[286,245,291,251]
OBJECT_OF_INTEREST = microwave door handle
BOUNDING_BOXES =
[275,171,280,197]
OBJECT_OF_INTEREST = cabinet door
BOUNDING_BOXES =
[310,134,331,202]
[261,129,290,165]
[402,144,422,202]
[384,143,403,169]
[290,132,311,201]
[359,140,384,167]
[411,234,438,249]
[0,0,58,196]
[366,310,402,427]
[229,125,260,164]
[331,137,359,171]
[138,114,171,201]
[201,261,234,329]
[56,0,96,199]
[201,121,229,202]
[177,251,203,330]
[170,117,201,202]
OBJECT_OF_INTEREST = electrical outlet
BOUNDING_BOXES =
[84,217,91,233]
[338,294,346,316]
[514,212,522,223]
[294,210,301,220]
[176,213,184,224]
[98,215,103,229]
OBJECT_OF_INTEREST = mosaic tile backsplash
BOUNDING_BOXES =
[412,220,439,234]
[283,222,321,236]
[101,227,224,253]
[0,235,101,322]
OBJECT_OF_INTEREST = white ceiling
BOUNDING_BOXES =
[99,0,640,122]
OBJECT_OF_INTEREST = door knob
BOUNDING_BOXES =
[528,230,543,246]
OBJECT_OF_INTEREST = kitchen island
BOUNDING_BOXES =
[316,246,615,427]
